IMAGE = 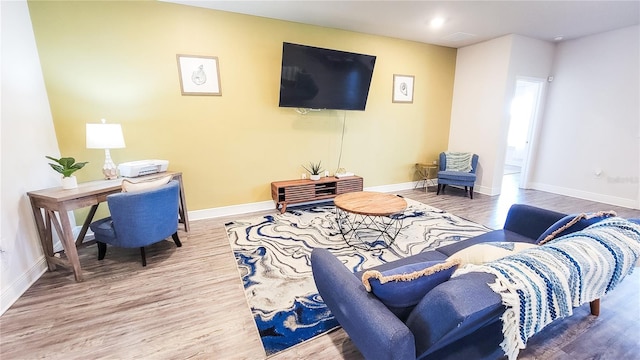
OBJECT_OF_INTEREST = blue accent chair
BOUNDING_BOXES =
[89,180,182,266]
[436,152,479,199]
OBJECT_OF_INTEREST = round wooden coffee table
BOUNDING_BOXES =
[334,191,407,250]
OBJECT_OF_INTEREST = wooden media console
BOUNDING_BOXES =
[271,176,363,213]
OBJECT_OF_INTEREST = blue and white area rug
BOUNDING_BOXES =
[225,198,490,356]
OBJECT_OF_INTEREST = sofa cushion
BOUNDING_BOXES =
[536,211,617,244]
[361,259,460,309]
[89,216,116,239]
[406,271,504,358]
[437,171,476,182]
[447,242,538,265]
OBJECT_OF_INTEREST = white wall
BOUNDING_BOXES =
[531,26,639,208]
[1,0,62,315]
[449,34,555,195]
[449,35,512,195]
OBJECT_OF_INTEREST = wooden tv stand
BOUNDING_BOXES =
[271,176,363,213]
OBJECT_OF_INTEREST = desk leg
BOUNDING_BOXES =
[29,198,56,271]
[48,209,84,282]
[59,210,84,282]
[76,204,99,247]
[174,174,190,232]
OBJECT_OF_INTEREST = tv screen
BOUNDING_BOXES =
[279,42,376,111]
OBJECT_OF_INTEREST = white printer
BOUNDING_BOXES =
[118,159,169,178]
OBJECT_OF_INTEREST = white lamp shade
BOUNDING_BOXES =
[86,123,126,149]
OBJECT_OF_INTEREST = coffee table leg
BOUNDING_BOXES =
[336,208,403,250]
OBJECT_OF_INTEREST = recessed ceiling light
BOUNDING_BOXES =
[554,36,564,41]
[430,17,446,28]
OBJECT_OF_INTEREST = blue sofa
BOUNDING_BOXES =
[311,204,573,360]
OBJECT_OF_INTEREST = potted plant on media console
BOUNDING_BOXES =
[45,156,88,190]
[303,161,324,181]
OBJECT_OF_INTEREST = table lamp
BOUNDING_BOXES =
[86,119,126,180]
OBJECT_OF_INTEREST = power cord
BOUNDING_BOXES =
[294,108,347,175]
[335,110,347,174]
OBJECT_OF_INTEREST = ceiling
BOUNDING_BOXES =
[163,1,640,48]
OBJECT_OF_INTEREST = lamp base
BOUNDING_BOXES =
[103,149,119,180]
[102,166,118,180]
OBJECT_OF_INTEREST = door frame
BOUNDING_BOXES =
[512,76,547,189]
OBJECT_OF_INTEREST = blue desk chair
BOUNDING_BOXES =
[89,180,182,266]
[436,152,479,199]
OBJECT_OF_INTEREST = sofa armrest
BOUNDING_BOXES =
[503,204,566,240]
[311,248,415,360]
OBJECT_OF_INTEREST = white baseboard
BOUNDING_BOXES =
[364,181,416,193]
[430,182,493,196]
[189,181,421,221]
[189,200,276,221]
[474,184,495,196]
[1,257,47,316]
[530,182,638,209]
[188,180,638,222]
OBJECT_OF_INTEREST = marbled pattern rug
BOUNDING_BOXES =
[225,198,489,356]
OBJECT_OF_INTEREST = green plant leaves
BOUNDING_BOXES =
[302,161,323,175]
[45,156,88,177]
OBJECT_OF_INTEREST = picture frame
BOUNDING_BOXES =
[176,54,222,96]
[392,74,414,103]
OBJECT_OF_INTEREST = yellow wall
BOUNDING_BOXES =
[28,1,456,211]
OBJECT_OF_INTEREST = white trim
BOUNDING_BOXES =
[427,182,494,196]
[189,200,275,221]
[188,179,638,223]
[476,184,497,196]
[189,181,421,221]
[515,76,547,190]
[1,258,47,316]
[530,182,638,209]
[364,181,416,193]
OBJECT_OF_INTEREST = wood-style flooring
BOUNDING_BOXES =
[2,176,639,359]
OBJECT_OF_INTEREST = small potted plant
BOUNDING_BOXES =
[45,156,89,189]
[303,161,324,181]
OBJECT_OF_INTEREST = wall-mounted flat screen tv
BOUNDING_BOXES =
[278,42,376,111]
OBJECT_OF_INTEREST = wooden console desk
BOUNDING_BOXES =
[27,171,189,282]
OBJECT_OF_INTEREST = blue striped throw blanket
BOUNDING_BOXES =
[454,218,640,360]
[444,152,473,172]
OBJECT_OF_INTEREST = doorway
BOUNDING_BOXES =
[503,77,545,191]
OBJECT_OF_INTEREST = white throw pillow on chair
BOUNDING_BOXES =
[121,175,172,193]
